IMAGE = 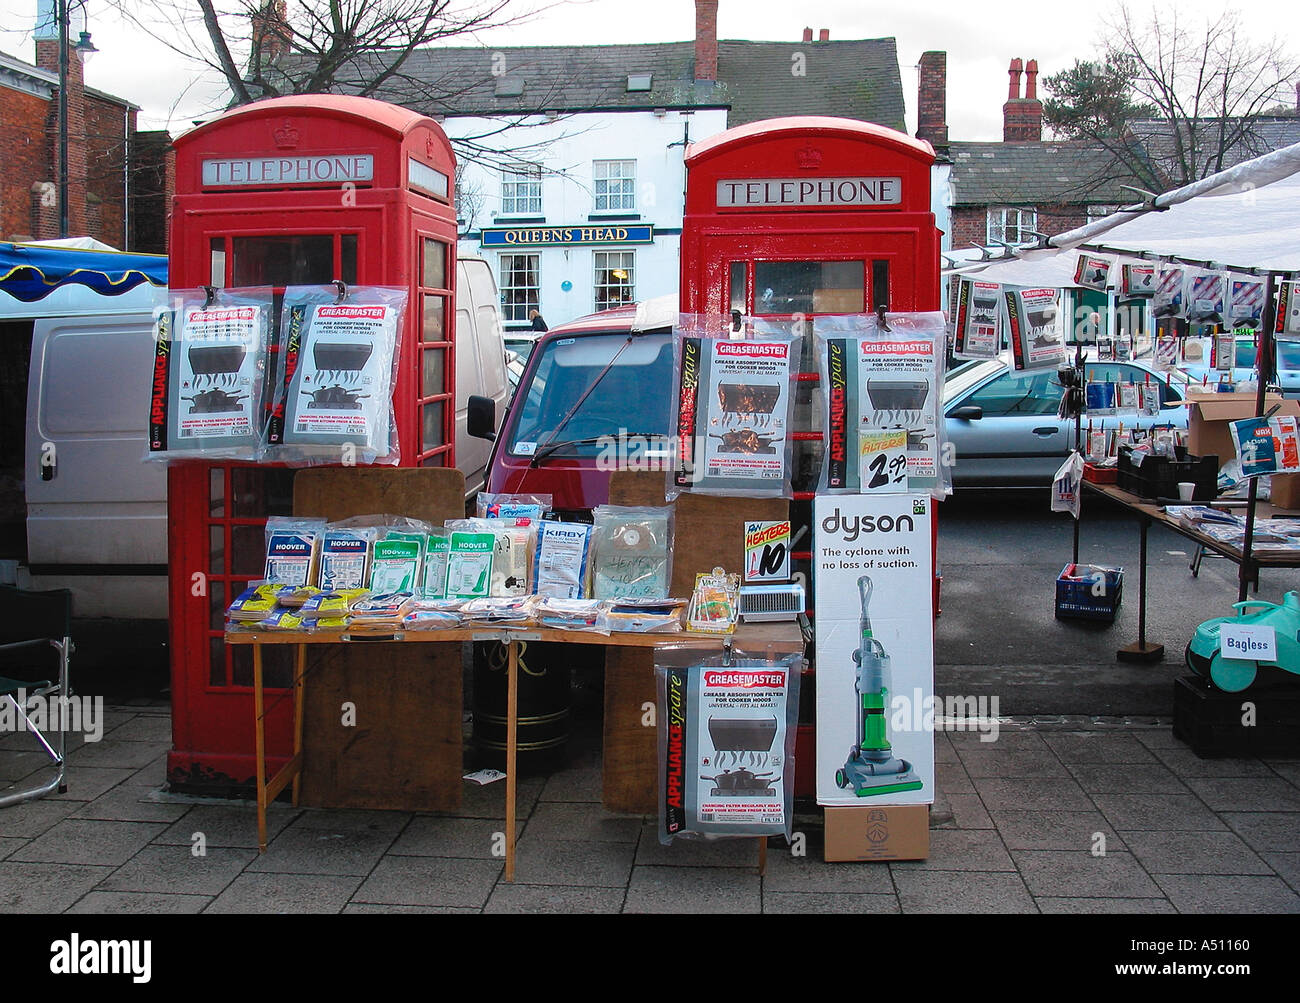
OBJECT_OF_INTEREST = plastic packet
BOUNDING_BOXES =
[401,608,462,631]
[532,521,593,598]
[348,591,416,627]
[952,278,1005,361]
[368,536,423,593]
[591,505,672,600]
[263,518,326,585]
[145,286,273,462]
[656,651,803,844]
[446,518,535,596]
[476,493,553,520]
[298,588,369,619]
[533,597,611,634]
[686,567,740,634]
[318,526,378,591]
[668,313,801,500]
[264,285,407,466]
[446,531,495,599]
[606,598,685,633]
[815,311,951,498]
[1004,287,1066,372]
[458,596,536,625]
[1186,270,1226,325]
[421,528,451,600]
[1154,265,1186,319]
[1229,278,1265,329]
[226,582,295,621]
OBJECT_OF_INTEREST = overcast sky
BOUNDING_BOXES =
[0,0,1293,138]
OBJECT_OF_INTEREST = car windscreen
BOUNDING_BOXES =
[1277,340,1300,372]
[505,331,674,456]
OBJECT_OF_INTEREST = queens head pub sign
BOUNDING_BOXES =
[480,225,655,247]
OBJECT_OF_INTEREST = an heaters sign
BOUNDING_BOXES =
[202,155,374,187]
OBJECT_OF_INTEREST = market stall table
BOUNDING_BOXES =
[227,621,804,881]
[1082,481,1300,661]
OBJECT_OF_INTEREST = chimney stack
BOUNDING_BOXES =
[818,29,830,42]
[1003,56,1043,143]
[694,0,718,82]
[802,27,813,42]
[916,51,948,152]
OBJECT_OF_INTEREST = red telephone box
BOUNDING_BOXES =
[680,118,941,794]
[166,95,458,791]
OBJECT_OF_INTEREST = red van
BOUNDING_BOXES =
[468,296,678,516]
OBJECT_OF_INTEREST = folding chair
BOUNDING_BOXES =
[0,585,73,808]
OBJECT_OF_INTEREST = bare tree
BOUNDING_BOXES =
[1044,4,1299,191]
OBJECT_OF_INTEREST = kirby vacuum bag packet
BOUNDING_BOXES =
[146,287,273,461]
[816,312,950,498]
[669,315,801,499]
[266,286,407,465]
[656,650,802,844]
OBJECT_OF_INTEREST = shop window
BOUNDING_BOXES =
[501,166,542,216]
[499,253,540,323]
[594,250,635,311]
[753,260,864,315]
[593,159,636,212]
[986,207,1038,247]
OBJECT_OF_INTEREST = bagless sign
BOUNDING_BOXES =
[717,177,902,208]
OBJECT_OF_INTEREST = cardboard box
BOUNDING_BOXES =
[1271,473,1300,511]
[823,804,929,862]
[1185,392,1300,467]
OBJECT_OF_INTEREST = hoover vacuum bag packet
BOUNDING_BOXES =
[813,494,934,807]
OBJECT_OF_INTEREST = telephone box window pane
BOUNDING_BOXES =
[210,468,225,516]
[209,580,225,631]
[423,347,446,399]
[232,235,335,286]
[753,260,864,314]
[423,238,447,290]
[422,401,446,449]
[872,260,890,311]
[232,644,291,689]
[340,234,357,284]
[210,525,225,575]
[729,262,746,313]
[210,637,226,687]
[210,238,227,287]
[423,293,445,342]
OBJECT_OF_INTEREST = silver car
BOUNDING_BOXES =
[943,358,1192,486]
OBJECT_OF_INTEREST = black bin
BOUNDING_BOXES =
[472,640,572,774]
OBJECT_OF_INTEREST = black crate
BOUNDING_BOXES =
[1173,675,1300,757]
[1117,448,1218,501]
[1055,564,1123,622]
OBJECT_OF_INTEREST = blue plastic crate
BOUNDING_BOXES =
[1055,564,1123,622]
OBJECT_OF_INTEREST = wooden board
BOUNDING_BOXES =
[293,466,467,811]
[608,471,789,595]
[602,644,659,814]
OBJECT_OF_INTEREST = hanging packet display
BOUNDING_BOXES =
[446,532,495,599]
[368,538,422,593]
[317,527,376,591]
[815,311,950,497]
[1073,255,1112,291]
[1121,263,1157,298]
[657,652,802,844]
[1229,415,1300,478]
[266,285,407,465]
[952,279,1003,360]
[1281,282,1300,335]
[1154,266,1185,318]
[1187,270,1226,325]
[1229,279,1265,329]
[263,518,325,586]
[145,287,272,461]
[532,521,593,599]
[590,505,672,600]
[668,315,800,499]
[1004,287,1066,372]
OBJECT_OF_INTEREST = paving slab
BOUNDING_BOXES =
[761,846,895,893]
[936,761,975,794]
[0,797,81,838]
[0,836,28,860]
[456,777,545,819]
[66,891,211,914]
[10,818,167,866]
[1133,730,1189,750]
[511,836,634,887]
[68,738,169,770]
[973,777,1093,812]
[342,903,480,914]
[1149,745,1277,778]
[246,826,397,876]
[625,865,761,913]
[1041,732,1158,764]
[388,816,521,859]
[763,891,899,913]
[154,804,299,848]
[633,822,763,868]
[1092,793,1228,831]
[290,807,412,835]
[948,730,1048,752]
[205,872,363,914]
[102,715,173,743]
[537,764,604,803]
[956,749,1071,779]
[1066,762,1188,794]
[47,767,137,802]
[1011,849,1164,898]
[1184,776,1300,813]
[0,751,52,782]
[1154,873,1300,914]
[350,856,500,909]
[891,870,1037,913]
[484,883,624,914]
[1220,812,1300,853]
[0,862,113,913]
[1034,896,1176,914]
[893,829,1015,871]
[1119,830,1272,875]
[71,784,191,823]
[97,844,256,896]
[522,801,641,843]
[944,795,995,830]
[1259,852,1300,892]
[992,810,1126,852]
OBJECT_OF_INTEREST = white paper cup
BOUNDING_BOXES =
[1178,482,1196,501]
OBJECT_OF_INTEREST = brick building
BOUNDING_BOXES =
[0,37,172,252]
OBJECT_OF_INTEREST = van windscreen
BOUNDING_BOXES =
[507,332,673,456]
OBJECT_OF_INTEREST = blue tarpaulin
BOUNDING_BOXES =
[0,241,167,302]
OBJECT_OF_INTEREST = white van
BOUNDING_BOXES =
[4,256,508,620]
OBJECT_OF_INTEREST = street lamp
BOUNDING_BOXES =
[56,0,97,238]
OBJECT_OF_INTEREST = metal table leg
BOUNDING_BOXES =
[1118,513,1165,663]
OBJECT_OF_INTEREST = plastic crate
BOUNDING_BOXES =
[1117,448,1218,501]
[1173,675,1300,757]
[1054,563,1123,622]
[1083,462,1116,484]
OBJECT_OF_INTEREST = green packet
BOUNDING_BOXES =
[446,532,494,599]
[369,538,421,593]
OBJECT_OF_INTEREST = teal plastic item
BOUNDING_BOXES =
[1186,592,1300,693]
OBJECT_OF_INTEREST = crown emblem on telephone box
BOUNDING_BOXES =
[274,120,300,149]
[796,145,822,170]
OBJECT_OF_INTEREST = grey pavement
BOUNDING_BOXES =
[2,706,1299,914]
